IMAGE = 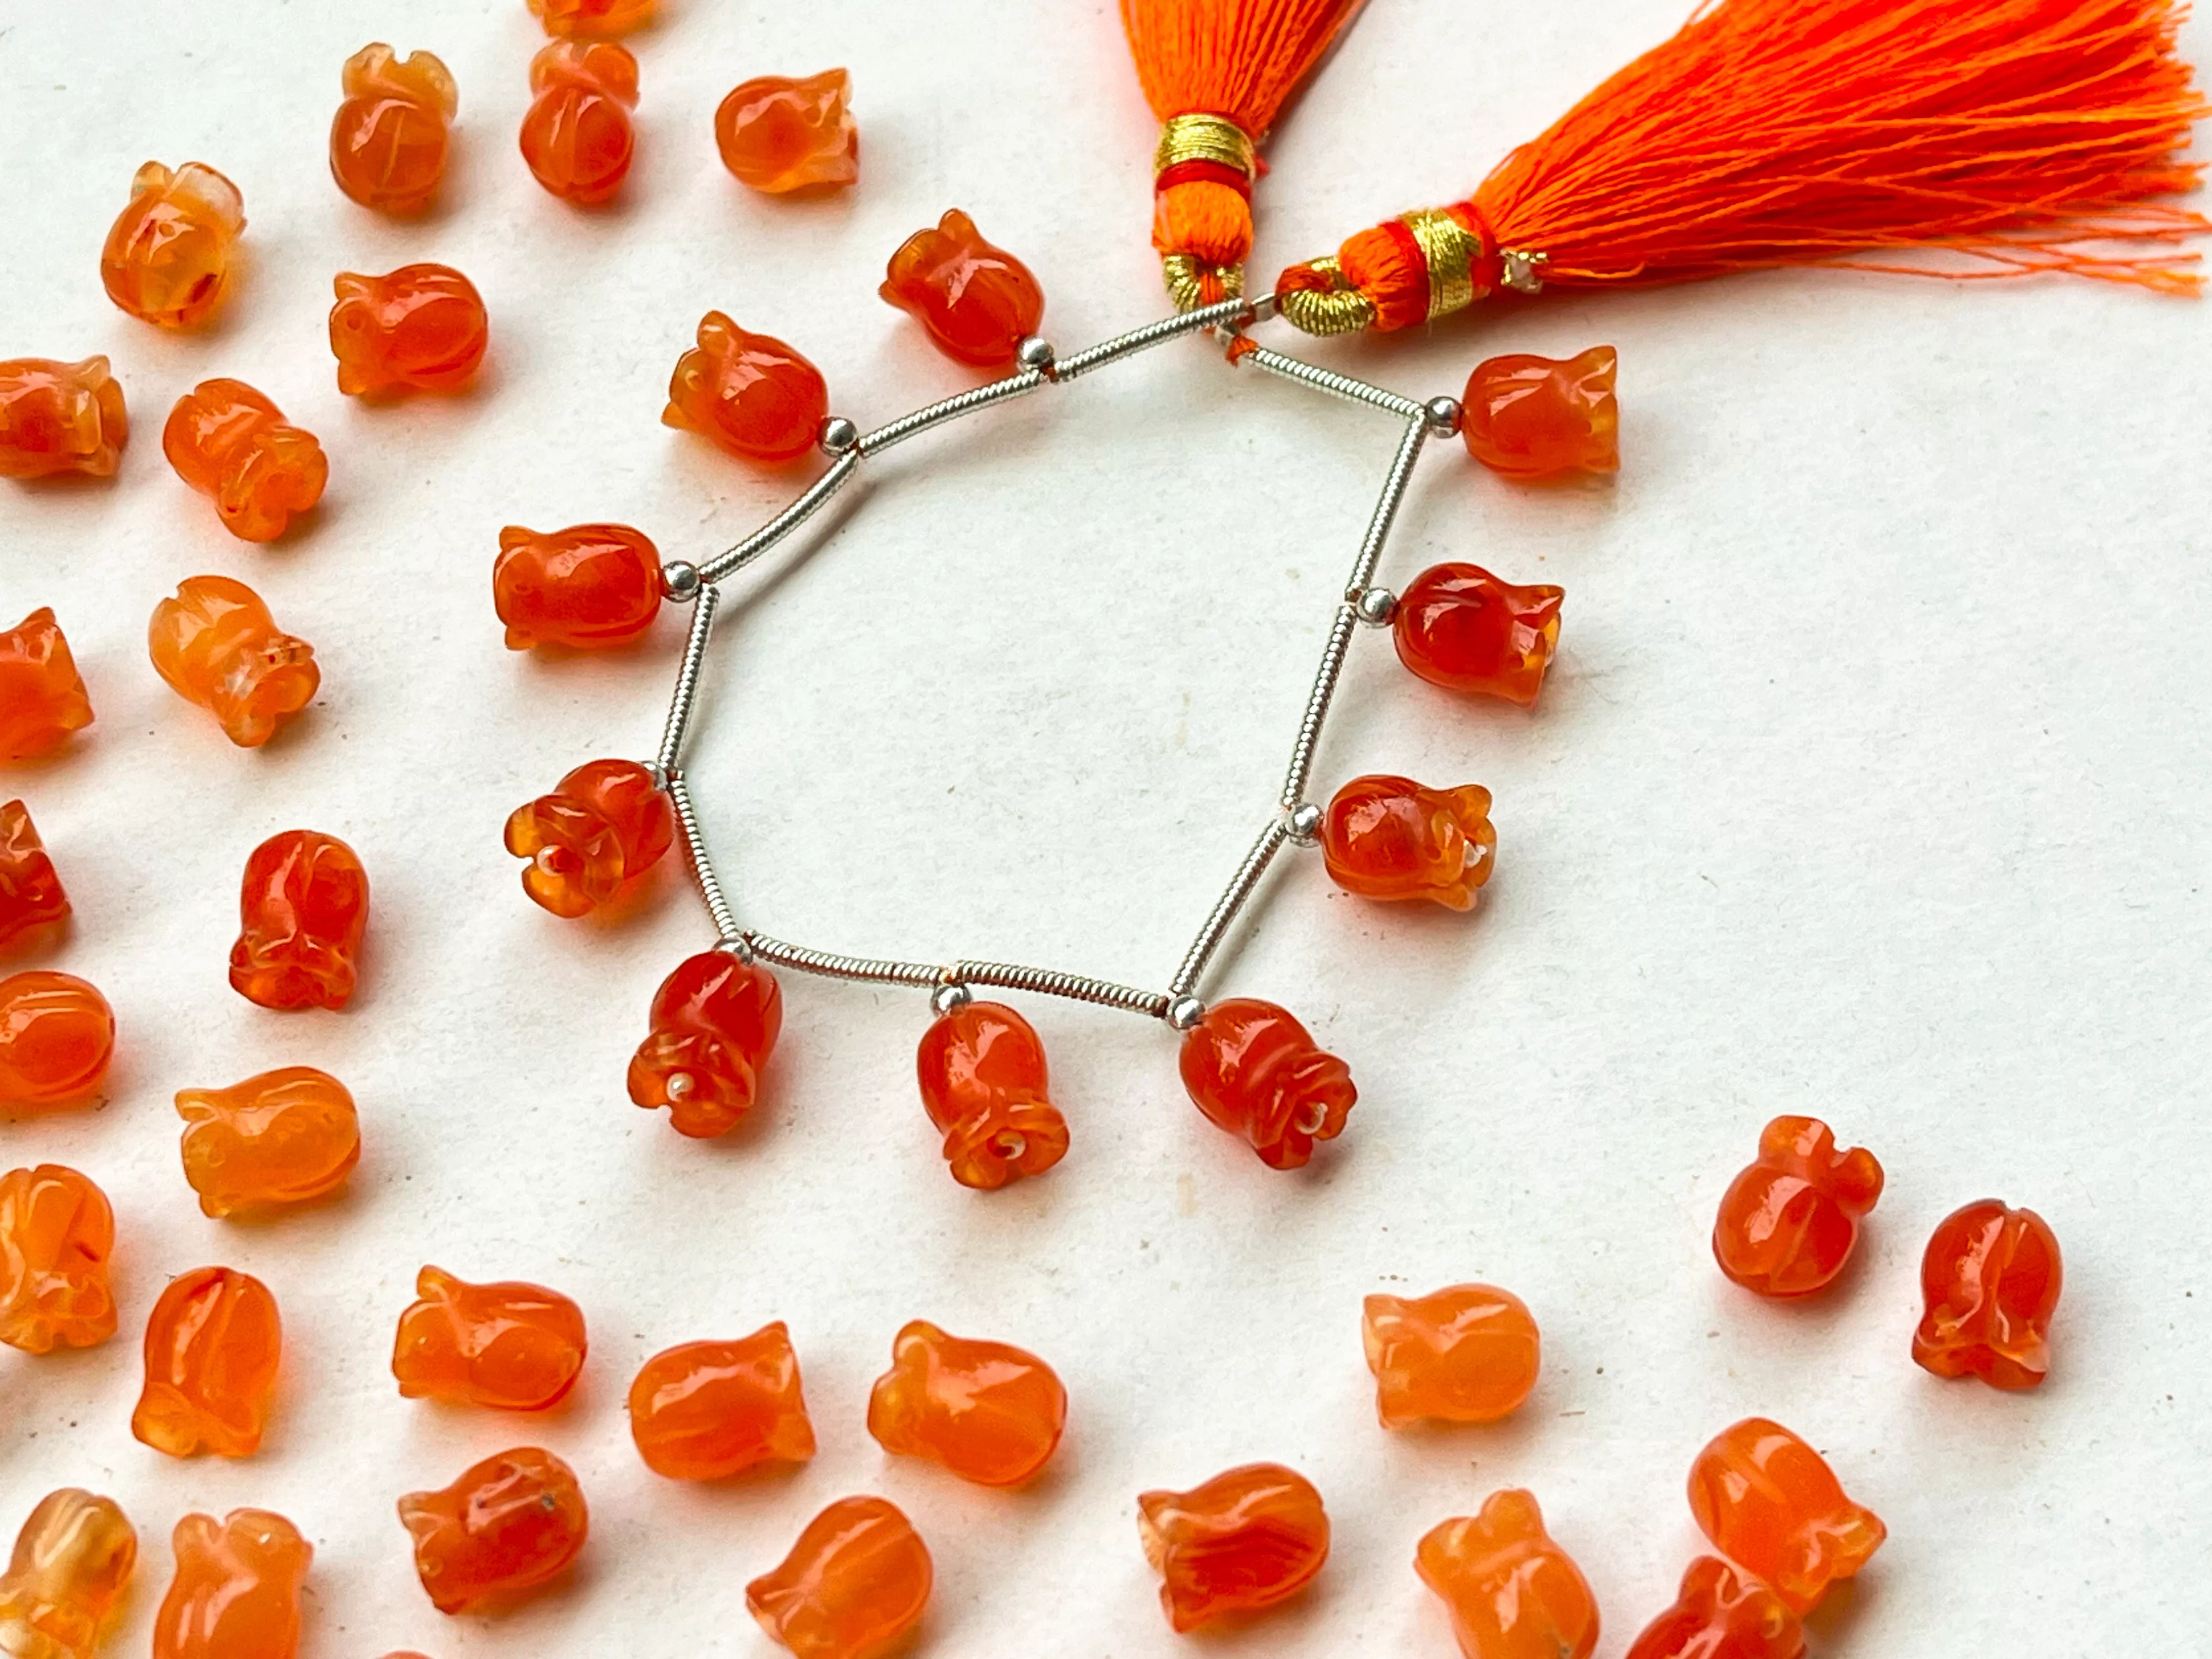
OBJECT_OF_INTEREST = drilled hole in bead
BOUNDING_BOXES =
[536,846,582,878]
[992,1131,1028,1162]
[1293,1101,1328,1136]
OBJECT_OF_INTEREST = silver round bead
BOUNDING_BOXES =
[661,560,702,601]
[1016,335,1057,374]
[1286,802,1324,844]
[1353,585,1397,627]
[930,980,973,1015]
[1165,995,1207,1032]
[1424,395,1464,438]
[715,933,755,964]
[818,415,860,456]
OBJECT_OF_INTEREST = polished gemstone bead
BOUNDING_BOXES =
[0,360,127,481]
[330,264,488,397]
[629,1321,815,1479]
[0,1164,116,1354]
[1416,1489,1599,1659]
[132,1266,282,1458]
[0,609,94,758]
[0,800,69,952]
[100,162,243,329]
[1621,1557,1804,1659]
[1713,1117,1884,1298]
[628,950,783,1137]
[391,1265,587,1411]
[1363,1283,1540,1428]
[662,313,828,465]
[397,1447,587,1613]
[161,380,327,543]
[330,44,457,215]
[521,41,637,205]
[1321,774,1496,911]
[0,971,115,1110]
[915,1000,1068,1190]
[151,1510,310,1659]
[1912,1199,2062,1391]
[867,1319,1066,1487]
[1686,1418,1884,1613]
[715,70,857,194]
[147,576,319,748]
[879,210,1043,369]
[0,1489,137,1659]
[230,830,368,1013]
[495,523,663,649]
[746,1496,931,1659]
[504,758,672,918]
[174,1067,360,1219]
[1393,564,1565,706]
[1139,1462,1328,1632]
[1178,998,1354,1169]
[528,0,654,38]
[1463,347,1618,479]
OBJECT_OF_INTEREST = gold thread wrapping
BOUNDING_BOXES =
[1273,256,1378,335]
[1153,113,1257,181]
[1402,208,1484,320]
[1161,254,1244,313]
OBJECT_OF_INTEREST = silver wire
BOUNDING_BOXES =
[1170,817,1291,999]
[1055,297,1252,381]
[655,582,720,776]
[665,770,740,945]
[857,370,1050,457]
[1235,346,1427,422]
[698,452,863,586]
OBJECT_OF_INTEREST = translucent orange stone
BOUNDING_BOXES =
[628,1321,816,1480]
[174,1067,361,1219]
[161,380,327,543]
[1178,998,1354,1170]
[151,1510,310,1659]
[330,264,489,397]
[1321,775,1496,911]
[147,576,320,748]
[879,210,1044,370]
[1393,564,1565,707]
[391,1265,587,1411]
[0,360,127,481]
[529,0,655,38]
[1713,1116,1884,1298]
[1138,1462,1329,1632]
[0,1489,138,1659]
[0,1164,116,1353]
[132,1265,282,1459]
[1363,1283,1541,1428]
[505,758,673,918]
[397,1447,588,1613]
[0,971,115,1111]
[100,162,243,330]
[628,950,783,1137]
[1416,1488,1599,1659]
[0,609,94,759]
[663,314,827,465]
[495,523,663,650]
[914,1000,1068,1190]
[1621,1557,1804,1659]
[521,42,638,205]
[1912,1198,2062,1391]
[866,1319,1066,1487]
[329,44,457,215]
[715,71,858,195]
[0,800,69,953]
[745,1496,931,1659]
[1463,347,1618,480]
[1686,1418,1885,1614]
[230,830,369,1013]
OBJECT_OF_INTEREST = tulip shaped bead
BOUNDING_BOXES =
[0,972,115,1110]
[132,1266,282,1458]
[0,1489,138,1659]
[1364,1284,1540,1428]
[392,1266,587,1411]
[330,44,457,214]
[174,1067,360,1219]
[1463,347,1618,479]
[148,577,319,748]
[0,1164,117,1353]
[1139,1463,1329,1632]
[494,523,663,649]
[398,1447,588,1613]
[1322,775,1496,910]
[1621,1558,1803,1659]
[0,360,127,481]
[505,758,672,917]
[1713,1117,1884,1298]
[330,265,488,396]
[1393,564,1565,706]
[151,1510,310,1659]
[1416,1489,1599,1659]
[629,1322,816,1479]
[0,800,68,952]
[628,950,783,1137]
[879,210,1043,369]
[230,830,369,1012]
[867,1320,1066,1487]
[521,42,638,204]
[663,314,827,465]
[161,381,327,543]
[915,1001,1068,1190]
[529,0,654,37]
[746,1496,931,1659]
[1178,999,1354,1169]
[1912,1199,2062,1391]
[100,163,244,329]
[0,609,94,758]
[715,71,858,194]
[1687,1418,1884,1614]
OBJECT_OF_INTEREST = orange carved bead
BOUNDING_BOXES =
[0,971,114,1111]
[1686,1418,1885,1614]
[0,1488,138,1659]
[879,210,1044,369]
[628,950,783,1137]
[161,380,327,543]
[746,1496,931,1659]
[1393,564,1565,706]
[1912,1198,2063,1391]
[495,523,663,650]
[1178,998,1354,1170]
[715,71,858,195]
[147,576,319,748]
[1138,1462,1329,1632]
[398,1447,588,1613]
[1463,347,1618,480]
[1622,1557,1803,1659]
[1363,1283,1540,1428]
[100,162,244,330]
[230,830,369,1013]
[1321,775,1496,911]
[1416,1488,1599,1659]
[132,1265,282,1458]
[0,1164,117,1354]
[330,44,457,215]
[504,758,673,918]
[628,1321,816,1479]
[529,0,654,38]
[915,1001,1069,1190]
[1713,1117,1884,1298]
[0,800,68,952]
[663,314,828,465]
[151,1509,310,1659]
[330,264,489,397]
[521,42,638,205]
[174,1067,360,1219]
[867,1319,1066,1487]
[0,609,94,758]
[391,1265,587,1411]
[0,360,127,481]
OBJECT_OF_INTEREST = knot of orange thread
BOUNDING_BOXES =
[1152,112,1259,307]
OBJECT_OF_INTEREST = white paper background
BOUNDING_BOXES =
[3,0,2209,1654]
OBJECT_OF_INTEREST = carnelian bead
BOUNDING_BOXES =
[1463,348,1618,479]
[715,71,858,195]
[628,950,783,1137]
[745,1496,931,1659]
[1321,775,1496,911]
[100,162,243,330]
[0,609,94,758]
[151,1510,310,1659]
[330,264,489,397]
[1178,998,1354,1169]
[230,830,369,1013]
[495,523,663,649]
[1393,564,1565,706]
[1912,1198,2063,1391]
[174,1067,360,1219]
[0,360,127,481]
[1363,1283,1540,1428]
[521,42,638,205]
[529,0,654,38]
[147,576,320,749]
[1686,1418,1884,1614]
[0,1164,117,1353]
[132,1265,282,1459]
[879,210,1044,369]
[0,799,69,952]
[662,314,827,465]
[1416,1489,1599,1659]
[1713,1117,1884,1298]
[391,1265,587,1411]
[397,1447,588,1613]
[0,971,115,1110]
[1622,1557,1803,1659]
[915,1001,1068,1190]
[0,1489,138,1659]
[1138,1462,1329,1632]
[628,1321,816,1479]
[505,758,672,918]
[161,380,327,543]
[867,1319,1066,1487]
[330,44,457,215]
